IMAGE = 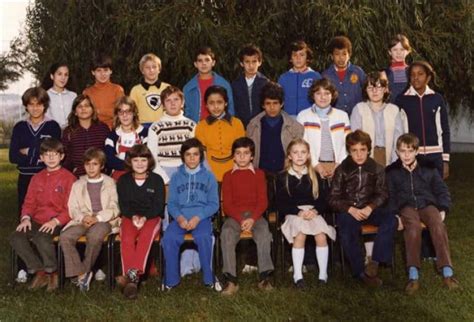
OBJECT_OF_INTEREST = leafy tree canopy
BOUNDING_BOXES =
[11,0,474,115]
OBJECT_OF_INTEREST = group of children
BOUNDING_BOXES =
[9,33,459,298]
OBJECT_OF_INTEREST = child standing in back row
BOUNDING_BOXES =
[83,55,124,128]
[231,44,269,127]
[383,34,412,103]
[278,40,322,117]
[130,53,170,128]
[184,47,234,122]
[323,36,366,115]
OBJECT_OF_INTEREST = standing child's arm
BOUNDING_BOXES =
[104,135,126,170]
[147,124,160,170]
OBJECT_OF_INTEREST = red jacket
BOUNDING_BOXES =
[21,167,76,226]
[222,167,268,223]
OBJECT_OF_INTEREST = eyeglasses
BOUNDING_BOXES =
[367,85,386,92]
[43,151,60,158]
[118,110,133,116]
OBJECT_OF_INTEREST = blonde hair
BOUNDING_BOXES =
[139,53,162,72]
[112,96,140,130]
[283,138,319,199]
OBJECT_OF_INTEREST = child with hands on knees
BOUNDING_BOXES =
[220,137,274,296]
[116,144,165,299]
[60,148,120,291]
[10,138,76,292]
[276,139,336,288]
[162,138,220,291]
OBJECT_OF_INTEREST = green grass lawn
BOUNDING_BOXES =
[0,148,473,321]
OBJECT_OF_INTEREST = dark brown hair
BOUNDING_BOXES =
[180,138,205,164]
[288,40,313,62]
[238,43,263,62]
[40,137,64,154]
[363,71,390,102]
[346,130,372,153]
[22,87,50,112]
[124,144,155,172]
[328,36,352,55]
[194,46,215,61]
[66,94,99,131]
[388,34,412,52]
[232,137,255,157]
[308,78,338,105]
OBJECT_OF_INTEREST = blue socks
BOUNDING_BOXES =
[408,266,419,280]
[442,266,454,278]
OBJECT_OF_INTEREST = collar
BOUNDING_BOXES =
[48,88,71,95]
[341,155,377,173]
[402,159,418,172]
[333,62,352,72]
[311,105,333,116]
[405,85,435,97]
[115,124,143,136]
[231,163,255,174]
[288,166,308,179]
[27,115,50,127]
[141,78,162,91]
[290,67,313,73]
[87,175,104,183]
[206,112,232,125]
[185,164,201,174]
[161,111,184,120]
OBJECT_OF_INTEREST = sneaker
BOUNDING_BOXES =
[205,277,223,292]
[405,279,420,295]
[257,279,274,291]
[46,272,59,292]
[79,271,93,292]
[94,269,106,282]
[360,273,383,288]
[16,270,28,283]
[221,281,239,296]
[294,279,306,289]
[442,277,461,290]
[126,269,139,284]
[242,264,258,274]
[28,272,49,290]
[123,282,138,299]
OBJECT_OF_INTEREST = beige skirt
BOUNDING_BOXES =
[281,214,336,243]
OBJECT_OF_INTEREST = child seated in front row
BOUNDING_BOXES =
[162,138,220,290]
[60,148,120,291]
[10,138,76,292]
[221,137,274,296]
[329,130,397,287]
[386,133,460,295]
[116,144,165,299]
[276,139,336,288]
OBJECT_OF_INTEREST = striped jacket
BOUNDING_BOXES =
[297,106,351,166]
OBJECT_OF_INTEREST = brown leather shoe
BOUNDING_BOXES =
[405,279,420,295]
[443,277,461,290]
[116,275,130,289]
[360,274,383,288]
[258,279,274,291]
[365,260,379,278]
[221,281,239,296]
[123,282,138,300]
[28,272,49,290]
[46,273,58,292]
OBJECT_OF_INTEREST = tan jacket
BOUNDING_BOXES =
[247,111,304,168]
[65,174,121,233]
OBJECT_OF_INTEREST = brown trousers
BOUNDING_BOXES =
[400,205,452,269]
[60,222,111,277]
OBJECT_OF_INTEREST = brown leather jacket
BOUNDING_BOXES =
[329,156,388,212]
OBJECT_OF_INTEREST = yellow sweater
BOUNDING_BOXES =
[130,81,170,123]
[195,116,245,181]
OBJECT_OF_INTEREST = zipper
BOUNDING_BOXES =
[409,170,418,208]
[356,166,362,204]
[419,96,427,154]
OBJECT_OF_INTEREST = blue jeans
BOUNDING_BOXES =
[337,207,397,277]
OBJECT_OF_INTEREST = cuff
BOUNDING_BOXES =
[442,153,450,162]
[21,215,31,222]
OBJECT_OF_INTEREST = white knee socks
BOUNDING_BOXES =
[292,247,305,283]
[316,246,329,281]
